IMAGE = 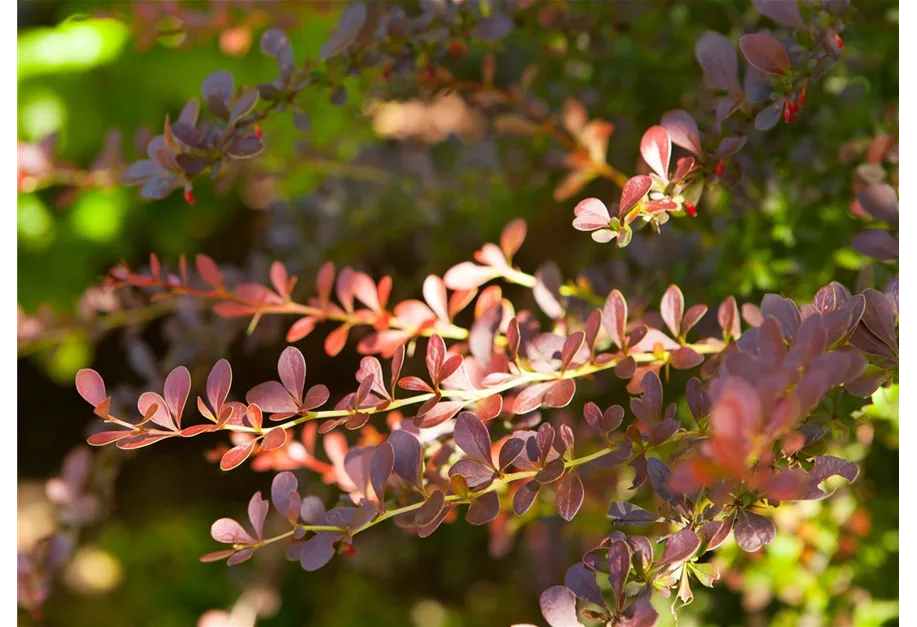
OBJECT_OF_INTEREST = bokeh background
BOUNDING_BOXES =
[18,1,898,626]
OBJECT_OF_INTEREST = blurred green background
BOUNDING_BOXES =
[17,1,898,626]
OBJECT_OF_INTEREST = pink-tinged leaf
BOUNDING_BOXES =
[398,376,435,393]
[422,275,450,321]
[163,366,191,428]
[247,382,297,413]
[740,32,789,76]
[734,509,776,551]
[853,230,898,261]
[220,442,255,471]
[465,491,500,526]
[212,302,255,318]
[682,304,708,335]
[700,517,734,552]
[246,404,263,431]
[278,346,306,403]
[138,392,175,430]
[226,549,254,566]
[618,175,652,216]
[540,586,583,627]
[560,332,585,371]
[207,360,232,413]
[454,413,495,469]
[753,0,804,28]
[513,481,540,515]
[640,126,672,180]
[670,346,704,369]
[415,401,465,429]
[426,334,446,382]
[316,261,335,309]
[555,471,584,521]
[572,198,611,231]
[199,549,235,563]
[269,261,288,298]
[443,262,500,291]
[324,324,350,357]
[418,505,452,538]
[500,218,527,259]
[661,109,703,157]
[714,136,747,158]
[76,369,106,407]
[370,442,394,504]
[211,518,255,544]
[661,285,685,337]
[514,382,550,414]
[603,289,628,350]
[301,385,330,412]
[335,267,356,313]
[415,489,446,527]
[300,532,337,571]
[629,328,681,354]
[351,271,381,312]
[117,432,174,449]
[196,254,222,288]
[696,31,740,92]
[271,471,298,518]
[448,458,495,490]
[535,458,566,484]
[87,430,132,446]
[718,296,742,339]
[657,528,700,566]
[248,492,269,539]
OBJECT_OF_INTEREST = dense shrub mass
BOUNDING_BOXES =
[18,1,898,625]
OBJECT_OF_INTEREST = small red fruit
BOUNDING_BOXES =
[783,100,793,123]
[798,87,807,107]
[789,100,799,115]
[715,159,725,178]
[184,189,195,205]
[684,203,697,218]
[447,39,467,57]
[381,63,393,82]
[254,124,263,139]
[341,543,356,556]
[833,32,844,50]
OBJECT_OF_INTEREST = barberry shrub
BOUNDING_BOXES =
[27,0,897,624]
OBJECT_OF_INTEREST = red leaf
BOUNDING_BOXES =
[316,262,335,309]
[555,471,584,521]
[603,290,628,350]
[163,366,191,428]
[287,316,318,342]
[324,325,351,357]
[195,254,223,288]
[619,176,652,216]
[221,441,256,470]
[247,381,297,413]
[415,401,465,429]
[87,430,132,446]
[465,491,500,525]
[475,394,503,421]
[278,346,306,403]
[261,427,287,451]
[454,413,495,468]
[207,359,232,414]
[398,376,434,393]
[500,218,527,259]
[545,379,576,408]
[270,261,289,298]
[426,334,446,383]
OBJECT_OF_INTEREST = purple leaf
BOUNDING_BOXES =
[448,458,496,490]
[753,0,805,28]
[300,532,337,571]
[75,369,106,407]
[670,346,704,369]
[163,367,191,427]
[565,563,607,610]
[696,31,740,91]
[472,13,514,41]
[415,490,446,527]
[657,528,700,566]
[647,458,686,513]
[853,230,898,261]
[498,438,525,471]
[607,540,631,611]
[466,491,500,525]
[513,481,540,515]
[603,290,628,350]
[540,586,583,627]
[799,455,859,500]
[555,471,584,521]
[454,413,495,469]
[535,458,567,484]
[390,430,423,488]
[734,509,776,551]
[370,442,394,504]
[660,110,702,157]
[271,471,299,520]
[740,32,790,76]
[248,492,269,540]
[755,101,783,131]
[278,347,306,403]
[299,496,326,525]
[858,184,899,225]
[207,360,232,413]
[607,502,661,526]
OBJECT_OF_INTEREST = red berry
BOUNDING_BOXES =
[254,124,263,139]
[685,203,697,218]
[184,189,195,205]
[789,100,799,115]
[447,40,467,57]
[798,87,807,107]
[341,543,356,556]
[381,63,393,82]
[715,159,725,178]
[783,100,793,123]
[833,32,844,50]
